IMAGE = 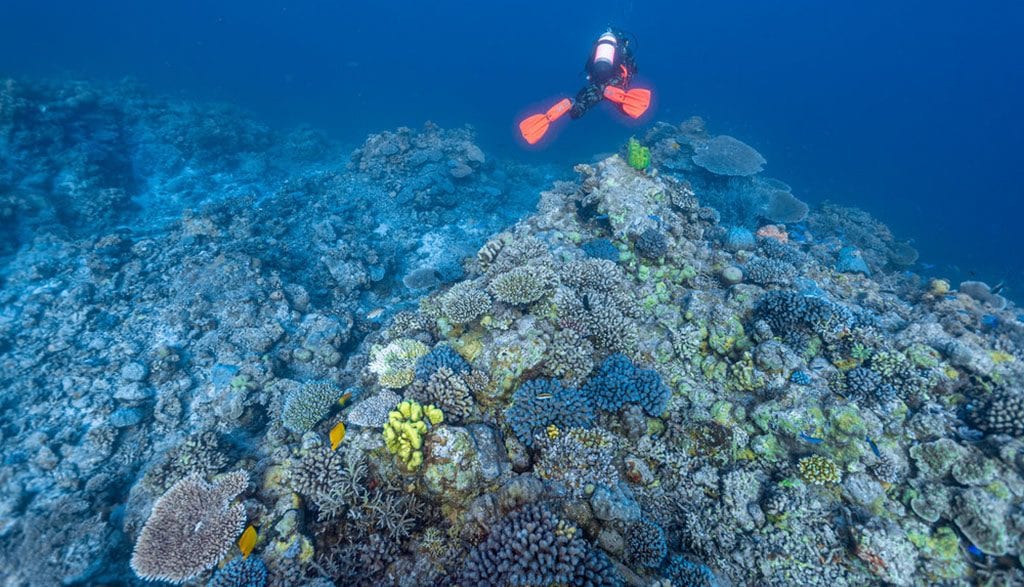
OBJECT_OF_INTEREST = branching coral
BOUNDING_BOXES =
[369,338,430,388]
[130,472,249,584]
[412,366,475,423]
[439,281,492,324]
[488,265,557,305]
[461,504,621,586]
[209,556,268,587]
[535,428,619,497]
[543,328,596,384]
[581,354,671,416]
[505,378,595,446]
[415,344,470,382]
[626,517,667,568]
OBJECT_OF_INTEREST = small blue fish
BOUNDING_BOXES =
[799,432,824,444]
[1018,314,1024,323]
[865,436,881,458]
[966,544,984,557]
[981,314,998,327]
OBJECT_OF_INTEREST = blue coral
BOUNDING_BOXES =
[723,227,756,252]
[662,555,718,587]
[790,370,811,385]
[414,344,470,382]
[506,379,595,446]
[208,557,268,587]
[582,354,670,416]
[836,246,871,276]
[582,238,620,262]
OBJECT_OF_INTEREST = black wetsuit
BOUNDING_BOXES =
[570,35,638,119]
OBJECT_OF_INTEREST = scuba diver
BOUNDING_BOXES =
[519,28,652,145]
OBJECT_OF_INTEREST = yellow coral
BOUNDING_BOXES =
[383,400,444,471]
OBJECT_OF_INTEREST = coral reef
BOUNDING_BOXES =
[4,80,1024,586]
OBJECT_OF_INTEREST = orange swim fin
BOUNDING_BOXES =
[519,98,572,145]
[603,86,652,119]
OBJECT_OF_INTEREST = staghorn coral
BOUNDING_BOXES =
[505,378,595,446]
[582,354,671,417]
[368,338,430,389]
[461,504,621,586]
[281,381,341,434]
[285,445,361,513]
[130,471,249,584]
[691,135,766,176]
[439,281,492,324]
[488,265,557,305]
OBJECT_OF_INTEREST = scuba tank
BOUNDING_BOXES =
[589,31,619,83]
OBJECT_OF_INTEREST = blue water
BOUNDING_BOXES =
[4,0,1021,295]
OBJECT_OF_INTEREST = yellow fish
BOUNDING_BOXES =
[338,391,352,407]
[330,421,346,450]
[238,525,257,559]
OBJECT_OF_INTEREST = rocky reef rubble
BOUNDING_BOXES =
[1,79,1023,586]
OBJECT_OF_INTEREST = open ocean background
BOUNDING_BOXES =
[2,0,1021,298]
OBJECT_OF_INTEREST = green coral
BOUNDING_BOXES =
[797,455,841,485]
[383,400,444,471]
[626,137,651,171]
[281,381,342,434]
[369,338,430,389]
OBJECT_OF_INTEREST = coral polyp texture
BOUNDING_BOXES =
[130,472,249,583]
[3,78,1024,586]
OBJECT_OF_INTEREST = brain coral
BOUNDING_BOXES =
[461,504,621,586]
[505,378,595,446]
[692,135,766,176]
[130,472,249,584]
